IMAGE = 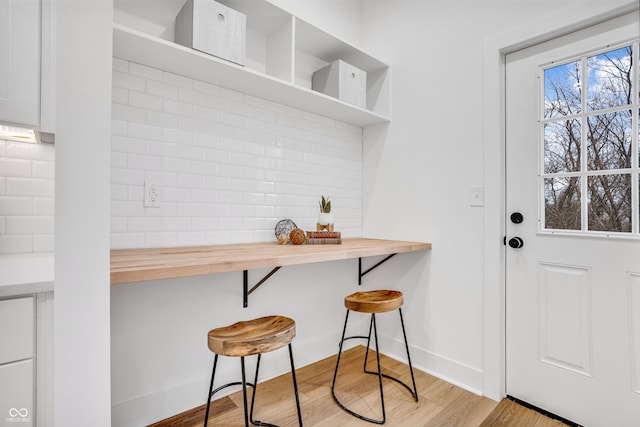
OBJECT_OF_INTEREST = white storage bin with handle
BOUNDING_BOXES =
[175,0,246,66]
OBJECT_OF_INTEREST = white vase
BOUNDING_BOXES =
[317,212,334,231]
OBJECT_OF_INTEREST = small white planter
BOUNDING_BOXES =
[317,212,334,231]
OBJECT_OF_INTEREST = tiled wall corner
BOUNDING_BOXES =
[111,58,363,249]
[0,139,55,254]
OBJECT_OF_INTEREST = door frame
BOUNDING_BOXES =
[481,0,639,401]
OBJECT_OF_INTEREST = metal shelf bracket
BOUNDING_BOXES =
[243,267,282,307]
[358,254,397,285]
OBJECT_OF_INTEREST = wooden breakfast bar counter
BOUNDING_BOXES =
[111,237,431,306]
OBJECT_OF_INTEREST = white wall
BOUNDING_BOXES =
[0,140,54,254]
[54,0,113,426]
[359,0,595,394]
[268,0,363,48]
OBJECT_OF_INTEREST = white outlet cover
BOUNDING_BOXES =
[144,183,162,207]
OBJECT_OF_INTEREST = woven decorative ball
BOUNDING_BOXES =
[289,228,306,245]
[275,219,297,240]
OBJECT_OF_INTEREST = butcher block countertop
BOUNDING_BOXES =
[110,238,431,285]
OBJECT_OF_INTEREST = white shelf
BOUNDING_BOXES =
[113,23,390,127]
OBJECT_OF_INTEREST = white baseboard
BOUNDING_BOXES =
[377,335,484,395]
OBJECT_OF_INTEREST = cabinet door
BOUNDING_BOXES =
[0,297,34,365]
[0,359,34,427]
[0,0,41,128]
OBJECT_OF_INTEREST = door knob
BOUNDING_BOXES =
[510,212,524,224]
[508,237,524,249]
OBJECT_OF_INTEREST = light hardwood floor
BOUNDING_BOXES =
[150,346,565,427]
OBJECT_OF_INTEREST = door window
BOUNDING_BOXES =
[541,43,638,235]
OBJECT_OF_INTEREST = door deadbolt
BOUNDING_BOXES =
[510,212,524,224]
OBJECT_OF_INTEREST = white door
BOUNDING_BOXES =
[506,11,640,427]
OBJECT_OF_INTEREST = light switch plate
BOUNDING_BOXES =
[470,185,484,207]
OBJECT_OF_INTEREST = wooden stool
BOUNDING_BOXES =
[331,290,418,424]
[204,315,303,427]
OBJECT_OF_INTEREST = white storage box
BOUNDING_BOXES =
[175,0,246,66]
[312,60,366,108]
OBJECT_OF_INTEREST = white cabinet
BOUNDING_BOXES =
[0,0,54,132]
[0,0,41,129]
[113,0,390,126]
[0,360,34,427]
[0,297,34,427]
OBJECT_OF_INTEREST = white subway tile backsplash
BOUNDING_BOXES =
[32,160,55,179]
[111,59,363,249]
[163,71,192,88]
[112,168,145,185]
[193,80,220,96]
[147,80,179,100]
[113,69,145,91]
[112,57,129,72]
[129,122,162,141]
[6,178,54,197]
[32,234,54,252]
[112,119,128,136]
[130,91,163,111]
[129,62,163,81]
[0,140,54,254]
[112,103,147,123]
[146,111,179,128]
[162,217,191,231]
[0,235,32,254]
[6,141,55,161]
[0,157,31,177]
[111,232,145,249]
[128,216,162,232]
[33,198,54,216]
[6,216,54,234]
[145,232,177,248]
[0,196,32,216]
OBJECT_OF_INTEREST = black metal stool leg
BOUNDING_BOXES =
[399,308,418,401]
[288,343,304,426]
[362,314,375,373]
[241,356,249,427]
[248,354,261,425]
[331,309,350,392]
[204,354,219,427]
[371,313,386,424]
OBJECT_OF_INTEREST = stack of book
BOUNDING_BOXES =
[305,231,342,244]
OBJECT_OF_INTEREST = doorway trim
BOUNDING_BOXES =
[481,0,639,401]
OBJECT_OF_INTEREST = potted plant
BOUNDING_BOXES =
[317,195,334,231]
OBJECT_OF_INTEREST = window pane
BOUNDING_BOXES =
[587,174,631,232]
[587,46,632,111]
[544,61,582,119]
[544,177,581,230]
[544,120,581,173]
[587,111,632,170]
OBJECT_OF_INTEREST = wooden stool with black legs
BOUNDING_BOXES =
[204,315,303,427]
[331,290,418,424]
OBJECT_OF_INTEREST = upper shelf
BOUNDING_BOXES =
[113,23,390,127]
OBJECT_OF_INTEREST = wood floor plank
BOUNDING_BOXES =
[149,346,563,427]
